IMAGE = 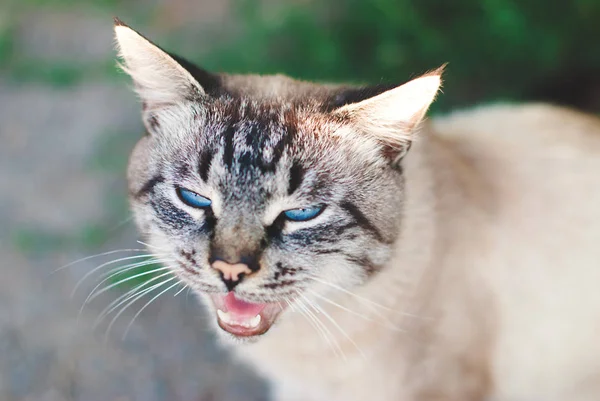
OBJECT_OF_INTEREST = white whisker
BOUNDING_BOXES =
[308,289,405,332]
[122,281,180,340]
[80,265,174,319]
[101,276,177,338]
[174,284,187,297]
[299,291,366,359]
[93,270,175,325]
[53,248,151,273]
[97,257,172,281]
[307,276,426,319]
[70,253,169,297]
[82,258,173,304]
[79,261,167,318]
[107,215,134,231]
[85,264,173,304]
[284,297,296,312]
[295,297,346,360]
[136,240,168,252]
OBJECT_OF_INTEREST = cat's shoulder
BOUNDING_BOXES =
[430,103,600,155]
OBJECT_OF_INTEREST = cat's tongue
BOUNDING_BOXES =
[223,292,266,317]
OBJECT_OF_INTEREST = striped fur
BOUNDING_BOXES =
[117,22,439,308]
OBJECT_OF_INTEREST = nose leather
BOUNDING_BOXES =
[212,260,252,282]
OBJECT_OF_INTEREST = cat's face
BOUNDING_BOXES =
[116,20,440,341]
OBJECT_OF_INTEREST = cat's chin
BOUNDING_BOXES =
[209,292,286,339]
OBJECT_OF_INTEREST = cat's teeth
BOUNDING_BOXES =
[217,309,229,323]
[249,314,261,328]
[217,309,261,328]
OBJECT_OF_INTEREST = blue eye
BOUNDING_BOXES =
[283,206,323,222]
[176,187,212,209]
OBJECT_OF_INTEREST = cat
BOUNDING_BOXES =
[114,19,600,401]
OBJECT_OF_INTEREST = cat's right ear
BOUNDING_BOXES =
[113,18,206,131]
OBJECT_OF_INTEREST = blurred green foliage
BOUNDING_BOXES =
[208,0,600,112]
[7,61,119,87]
[13,223,123,256]
[107,258,165,287]
[4,0,599,109]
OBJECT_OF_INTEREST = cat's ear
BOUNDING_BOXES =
[333,66,444,163]
[113,18,205,113]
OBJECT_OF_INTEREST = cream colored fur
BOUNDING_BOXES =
[233,103,600,401]
[113,21,600,401]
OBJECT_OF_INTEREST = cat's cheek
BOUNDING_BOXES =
[128,203,153,238]
[314,257,376,294]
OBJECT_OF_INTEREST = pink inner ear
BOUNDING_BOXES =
[224,292,266,317]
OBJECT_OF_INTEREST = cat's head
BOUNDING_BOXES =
[115,20,441,341]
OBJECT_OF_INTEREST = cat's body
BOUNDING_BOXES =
[114,21,600,401]
[238,104,600,401]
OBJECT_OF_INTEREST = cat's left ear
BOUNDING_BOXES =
[333,66,444,163]
[113,18,207,123]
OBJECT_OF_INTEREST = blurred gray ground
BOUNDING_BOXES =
[0,3,269,400]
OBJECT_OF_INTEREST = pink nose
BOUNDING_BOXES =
[212,260,252,282]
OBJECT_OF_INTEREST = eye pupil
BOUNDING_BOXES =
[177,187,212,209]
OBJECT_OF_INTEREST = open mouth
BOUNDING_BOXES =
[210,292,286,337]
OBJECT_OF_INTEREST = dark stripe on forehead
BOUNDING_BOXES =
[222,124,236,168]
[134,174,164,198]
[217,104,300,176]
[288,161,305,195]
[340,201,385,243]
[245,124,268,171]
[245,124,260,147]
[174,163,192,180]
[261,109,298,173]
[198,151,214,182]
[279,109,298,160]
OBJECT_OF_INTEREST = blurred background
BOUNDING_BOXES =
[1,0,599,400]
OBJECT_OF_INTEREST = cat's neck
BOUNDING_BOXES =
[351,125,451,327]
